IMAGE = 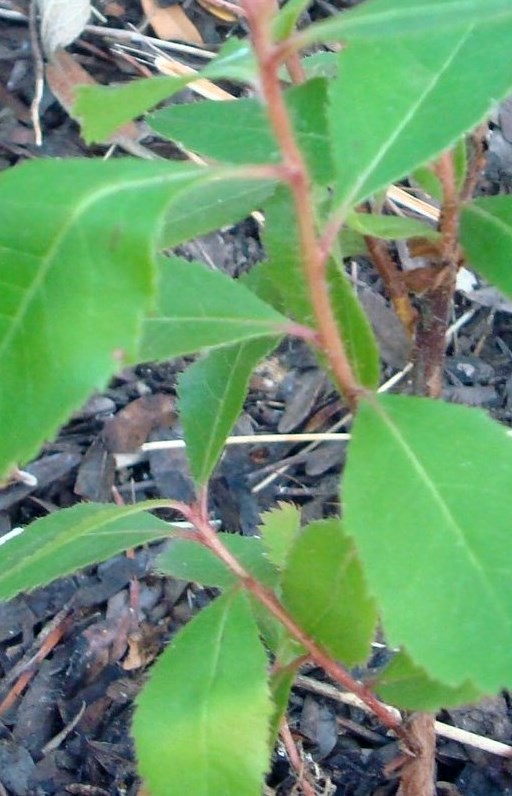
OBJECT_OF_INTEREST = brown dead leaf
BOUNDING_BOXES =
[102,394,176,453]
[140,0,203,44]
[359,288,411,370]
[196,0,239,23]
[122,625,161,670]
[155,55,234,101]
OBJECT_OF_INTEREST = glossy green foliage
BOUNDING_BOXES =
[139,255,286,362]
[178,338,277,485]
[0,159,201,476]
[262,187,380,388]
[3,5,512,789]
[460,196,512,296]
[300,0,512,46]
[157,533,277,589]
[375,650,481,711]
[74,38,256,142]
[411,165,442,202]
[148,78,332,186]
[160,179,275,248]
[328,22,512,211]
[258,502,302,569]
[281,519,377,664]
[346,211,439,240]
[133,590,272,796]
[273,0,312,40]
[0,501,173,601]
[344,394,512,692]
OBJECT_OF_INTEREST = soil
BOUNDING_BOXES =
[2,1,512,794]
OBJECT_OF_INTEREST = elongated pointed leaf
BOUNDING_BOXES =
[0,159,202,476]
[328,22,512,212]
[272,0,312,40]
[268,668,295,745]
[75,37,256,143]
[133,590,272,796]
[75,76,189,143]
[161,179,275,248]
[157,533,278,589]
[460,196,512,296]
[178,337,278,484]
[258,502,301,570]
[301,52,338,80]
[344,394,512,692]
[140,256,286,363]
[346,211,439,241]
[299,0,512,47]
[281,519,377,664]
[375,650,481,711]
[148,78,333,186]
[0,501,173,601]
[262,187,380,388]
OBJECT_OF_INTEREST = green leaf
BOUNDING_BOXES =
[375,650,482,711]
[268,668,295,745]
[299,0,512,47]
[301,52,339,81]
[273,0,312,40]
[148,78,333,186]
[344,394,512,692]
[161,179,275,248]
[178,338,277,485]
[74,38,257,143]
[139,255,286,362]
[410,165,442,202]
[75,76,190,144]
[0,501,173,601]
[157,533,278,589]
[258,502,302,569]
[133,590,272,796]
[328,22,512,211]
[460,196,512,296]
[241,260,286,313]
[0,158,202,476]
[262,187,380,388]
[346,211,439,240]
[281,519,377,665]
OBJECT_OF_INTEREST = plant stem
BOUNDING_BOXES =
[240,0,362,410]
[185,501,406,741]
[412,151,460,397]
[364,234,417,337]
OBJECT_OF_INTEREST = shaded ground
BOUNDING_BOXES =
[2,1,512,794]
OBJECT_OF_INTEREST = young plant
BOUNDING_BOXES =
[1,0,512,793]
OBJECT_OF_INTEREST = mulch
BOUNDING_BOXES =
[2,1,512,794]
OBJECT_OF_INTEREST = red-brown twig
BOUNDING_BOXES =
[240,0,362,410]
[183,499,407,741]
[412,150,460,397]
[280,718,316,796]
[0,609,72,716]
[364,234,417,337]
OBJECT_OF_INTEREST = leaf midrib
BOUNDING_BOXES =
[374,399,512,628]
[0,169,199,360]
[338,24,473,212]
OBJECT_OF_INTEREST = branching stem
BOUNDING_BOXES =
[181,500,407,741]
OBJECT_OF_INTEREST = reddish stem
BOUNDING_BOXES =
[240,0,362,410]
[185,502,406,740]
[412,151,460,397]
